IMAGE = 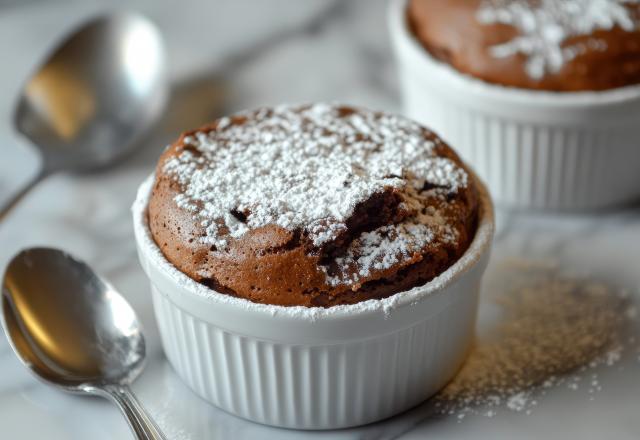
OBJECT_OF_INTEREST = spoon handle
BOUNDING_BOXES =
[103,384,167,440]
[0,168,48,223]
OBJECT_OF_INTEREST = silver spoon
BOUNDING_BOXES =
[1,247,166,440]
[1,13,167,221]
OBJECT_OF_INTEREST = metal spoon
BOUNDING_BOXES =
[1,247,166,440]
[1,13,167,221]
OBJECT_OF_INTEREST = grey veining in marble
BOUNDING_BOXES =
[1,1,639,439]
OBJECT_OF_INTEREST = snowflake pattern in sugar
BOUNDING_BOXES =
[477,0,640,79]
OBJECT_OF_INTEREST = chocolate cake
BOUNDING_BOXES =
[407,0,640,91]
[148,104,479,307]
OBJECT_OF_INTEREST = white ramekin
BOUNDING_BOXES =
[389,0,640,211]
[132,174,494,429]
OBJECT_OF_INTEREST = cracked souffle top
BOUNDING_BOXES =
[408,0,640,91]
[148,104,479,307]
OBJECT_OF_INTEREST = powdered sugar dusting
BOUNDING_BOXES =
[162,104,468,256]
[325,197,458,286]
[477,0,640,79]
[328,223,435,286]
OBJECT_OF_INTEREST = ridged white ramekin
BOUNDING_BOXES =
[389,0,640,210]
[132,174,494,429]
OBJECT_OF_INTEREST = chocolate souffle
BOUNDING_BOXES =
[408,0,640,91]
[148,104,479,307]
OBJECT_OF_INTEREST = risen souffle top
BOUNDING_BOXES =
[148,104,479,307]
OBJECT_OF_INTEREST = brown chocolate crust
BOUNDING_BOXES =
[148,105,479,307]
[407,0,640,92]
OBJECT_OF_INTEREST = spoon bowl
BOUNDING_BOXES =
[2,248,165,439]
[1,13,167,220]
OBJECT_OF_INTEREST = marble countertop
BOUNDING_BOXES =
[1,1,639,439]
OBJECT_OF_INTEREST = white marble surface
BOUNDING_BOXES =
[1,1,640,439]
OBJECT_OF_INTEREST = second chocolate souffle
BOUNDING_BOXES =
[408,0,640,91]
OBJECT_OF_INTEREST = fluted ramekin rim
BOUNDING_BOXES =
[132,170,494,322]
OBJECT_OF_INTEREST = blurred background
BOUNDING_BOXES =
[0,0,395,203]
[0,1,639,439]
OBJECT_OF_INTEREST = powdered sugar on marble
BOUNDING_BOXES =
[477,0,640,79]
[435,260,640,421]
[162,104,468,255]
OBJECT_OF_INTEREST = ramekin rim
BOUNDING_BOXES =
[389,0,640,107]
[132,171,494,321]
